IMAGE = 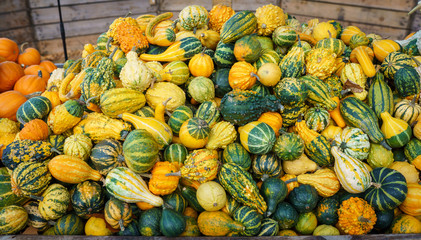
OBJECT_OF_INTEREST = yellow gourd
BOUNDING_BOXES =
[206,121,237,150]
[321,125,343,142]
[389,161,420,184]
[282,154,318,175]
[294,168,340,197]
[257,63,282,87]
[85,216,113,236]
[196,181,227,211]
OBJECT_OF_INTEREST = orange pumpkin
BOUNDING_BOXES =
[24,65,49,84]
[0,90,27,120]
[14,71,46,95]
[399,183,421,216]
[0,38,19,62]
[188,51,214,78]
[258,112,283,136]
[228,61,257,90]
[40,60,57,73]
[19,119,49,141]
[18,43,41,67]
[0,61,24,92]
[41,86,61,108]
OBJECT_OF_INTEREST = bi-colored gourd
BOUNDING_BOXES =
[380,111,412,148]
[48,155,102,184]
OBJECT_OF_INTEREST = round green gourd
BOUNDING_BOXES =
[316,197,339,225]
[374,209,394,231]
[305,107,330,132]
[0,167,28,207]
[48,135,66,154]
[252,153,282,181]
[393,66,420,98]
[233,205,263,236]
[273,132,304,161]
[54,213,84,235]
[118,219,140,236]
[104,197,132,230]
[295,211,317,235]
[234,34,262,63]
[71,181,105,219]
[16,96,52,124]
[272,26,297,48]
[288,184,318,213]
[272,202,298,230]
[253,49,280,70]
[380,51,414,79]
[163,143,188,168]
[239,121,276,155]
[160,207,186,237]
[274,77,307,106]
[0,205,28,235]
[214,41,236,68]
[90,139,125,176]
[222,142,252,171]
[123,129,160,173]
[187,76,215,103]
[138,208,162,236]
[367,143,394,168]
[168,105,193,135]
[38,183,70,221]
[194,100,220,127]
[258,218,279,236]
[260,177,288,217]
[211,68,232,98]
[163,192,187,214]
[250,81,271,96]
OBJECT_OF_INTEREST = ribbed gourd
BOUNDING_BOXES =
[38,183,70,221]
[305,48,337,80]
[123,129,160,173]
[220,11,257,43]
[394,98,421,125]
[222,142,252,170]
[304,107,330,132]
[63,133,93,161]
[171,149,219,183]
[332,127,370,160]
[368,72,394,119]
[71,181,104,218]
[0,205,28,235]
[90,139,126,176]
[99,88,146,118]
[380,111,412,148]
[255,4,285,36]
[2,139,54,170]
[278,41,304,79]
[300,75,337,111]
[273,132,304,161]
[11,161,51,197]
[206,121,237,150]
[239,121,276,155]
[252,153,282,181]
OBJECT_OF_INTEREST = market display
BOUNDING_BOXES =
[0,3,421,236]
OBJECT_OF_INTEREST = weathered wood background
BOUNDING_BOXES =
[1,0,420,62]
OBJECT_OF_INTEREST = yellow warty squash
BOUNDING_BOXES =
[208,4,235,33]
[206,121,237,150]
[145,82,186,112]
[255,4,285,36]
[340,63,367,101]
[305,48,337,80]
[119,50,153,92]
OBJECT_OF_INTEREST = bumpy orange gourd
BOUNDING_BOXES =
[41,86,61,108]
[228,61,258,90]
[208,4,235,33]
[188,51,214,78]
[148,161,180,196]
[338,197,376,235]
[19,119,49,141]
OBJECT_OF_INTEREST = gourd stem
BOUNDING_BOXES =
[371,182,382,189]
[38,70,43,78]
[25,91,43,99]
[163,97,172,106]
[261,174,269,182]
[121,130,129,140]
[163,202,174,210]
[341,89,352,96]
[410,94,418,105]
[119,219,125,231]
[201,46,207,55]
[297,35,302,48]
[48,221,56,226]
[86,96,99,106]
[250,72,260,82]
[327,30,332,39]
[106,37,113,53]
[358,216,372,223]
[124,11,132,18]
[117,154,125,163]
[138,173,151,179]
[284,178,298,184]
[109,47,118,59]
[165,110,172,117]
[47,85,58,92]
[165,171,182,177]
[20,42,29,53]
[380,140,392,151]
[51,148,62,155]
[29,195,44,201]
[339,142,347,150]
[193,27,197,34]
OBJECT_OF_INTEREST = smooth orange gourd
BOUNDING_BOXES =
[0,61,24,92]
[18,43,41,67]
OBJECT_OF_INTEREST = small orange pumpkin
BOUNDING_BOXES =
[258,112,283,136]
[19,119,49,141]
[14,71,46,95]
[148,161,180,195]
[24,65,49,84]
[0,61,25,92]
[41,86,61,108]
[188,51,214,78]
[0,90,27,121]
[0,38,19,62]
[40,60,57,73]
[18,43,41,67]
[228,61,258,90]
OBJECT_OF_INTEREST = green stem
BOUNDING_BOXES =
[284,178,298,184]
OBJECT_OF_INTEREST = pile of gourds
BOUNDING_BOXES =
[0,3,421,237]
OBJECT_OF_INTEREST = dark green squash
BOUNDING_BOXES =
[0,167,28,207]
[393,148,407,162]
[274,77,307,106]
[2,139,54,170]
[273,202,299,230]
[53,213,84,235]
[194,100,220,127]
[273,132,304,161]
[403,38,419,56]
[11,161,51,197]
[163,192,187,214]
[90,139,125,176]
[374,209,394,232]
[71,181,105,219]
[16,96,52,125]
[260,178,288,217]
[300,75,337,111]
[211,68,232,98]
[316,197,339,225]
[118,219,140,236]
[393,66,420,98]
[258,218,279,236]
[222,142,252,171]
[252,153,282,181]
[168,105,193,135]
[288,184,318,213]
[138,208,161,236]
[64,58,82,77]
[163,143,188,168]
[146,44,168,55]
[180,186,205,213]
[47,135,66,154]
[233,205,263,236]
[368,72,394,119]
[222,194,241,217]
[160,207,186,237]
[220,11,257,43]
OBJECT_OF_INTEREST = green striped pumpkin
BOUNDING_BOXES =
[301,75,337,111]
[393,66,420,98]
[234,34,262,63]
[364,167,408,211]
[24,201,48,231]
[48,135,66,154]
[178,5,208,31]
[194,100,220,128]
[220,11,257,43]
[239,121,276,155]
[0,205,28,235]
[250,82,271,96]
[272,26,297,48]
[2,140,54,170]
[274,77,307,106]
[380,52,415,79]
[252,153,282,181]
[133,106,155,118]
[279,43,304,79]
[63,133,93,161]
[258,218,279,236]
[138,208,162,236]
[163,143,188,168]
[381,111,412,149]
[222,195,241,217]
[168,105,193,135]
[211,68,232,98]
[11,161,51,197]
[53,213,84,235]
[305,107,330,132]
[222,142,252,171]
[123,129,160,173]
[332,146,371,193]
[315,37,345,55]
[163,192,187,214]
[349,32,370,49]
[38,184,70,221]
[161,61,190,85]
[333,127,370,160]
[71,181,104,219]
[340,97,389,148]
[104,197,132,230]
[214,42,236,68]
[182,117,210,140]
[233,205,263,236]
[253,49,281,70]
[0,167,28,207]
[146,45,168,55]
[90,139,125,175]
[273,132,304,161]
[368,72,394,119]
[394,98,421,124]
[403,138,421,166]
[16,96,52,124]
[180,186,205,213]
[100,88,146,118]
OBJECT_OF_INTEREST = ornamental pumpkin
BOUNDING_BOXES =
[372,39,401,62]
[187,76,215,103]
[24,65,50,84]
[188,51,214,77]
[18,43,41,67]
[0,38,19,61]
[179,117,210,149]
[40,60,57,73]
[340,26,362,45]
[178,5,208,32]
[18,119,49,141]
[48,155,102,184]
[14,71,46,95]
[258,112,283,137]
[206,121,237,150]
[305,48,337,80]
[146,82,186,112]
[196,181,227,211]
[63,133,93,161]
[337,197,376,235]
[389,161,420,184]
[229,61,258,90]
[41,86,61,109]
[257,63,281,87]
[332,127,370,160]
[119,50,153,92]
[148,161,180,196]
[208,4,235,33]
[394,98,421,125]
[0,61,24,92]
[399,183,421,216]
[255,4,285,36]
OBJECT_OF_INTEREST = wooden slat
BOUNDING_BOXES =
[159,0,213,11]
[0,27,35,44]
[31,0,158,25]
[0,11,30,31]
[0,0,27,14]
[411,12,421,32]
[29,0,116,8]
[232,0,277,11]
[282,0,411,29]
[300,0,416,12]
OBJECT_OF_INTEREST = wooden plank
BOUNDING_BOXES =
[0,11,30,31]
[232,0,277,11]
[0,27,35,44]
[0,0,26,14]
[29,0,116,8]
[300,0,415,12]
[411,12,421,32]
[159,0,212,11]
[282,0,411,29]
[31,0,158,25]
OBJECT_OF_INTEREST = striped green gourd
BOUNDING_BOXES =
[234,34,263,63]
[48,135,66,154]
[168,105,193,135]
[239,121,276,155]
[333,127,370,160]
[253,49,281,70]
[222,195,241,217]
[11,161,51,197]
[140,37,202,62]
[273,132,304,161]
[71,181,104,219]
[187,76,215,104]
[393,66,420,98]
[53,213,84,235]
[96,32,108,50]
[272,26,297,48]
[38,184,70,221]
[233,205,263,236]
[0,167,28,207]
[340,97,390,149]
[273,202,298,230]
[105,167,164,206]
[274,77,307,106]
[180,186,205,213]
[278,42,304,79]
[123,129,160,173]
[16,96,52,124]
[194,100,220,128]
[332,146,371,193]
[368,72,394,118]
[250,82,271,96]
[212,68,232,98]
[380,52,415,79]
[146,44,168,55]
[349,32,370,49]
[138,208,162,236]
[304,107,330,132]
[163,143,188,169]
[281,102,308,128]
[252,153,282,181]
[90,139,125,175]
[394,98,421,125]
[315,37,345,55]
[364,167,408,211]
[163,192,187,214]
[24,201,48,231]
[380,111,412,148]
[160,60,190,85]
[214,42,236,68]
[100,88,146,118]
[0,205,28,235]
[220,11,257,43]
[182,117,210,140]
[178,5,208,31]
[2,140,55,170]
[222,142,252,171]
[300,75,337,111]
[218,163,267,214]
[258,218,279,236]
[64,58,82,77]
[133,106,155,118]
[104,197,132,230]
[404,138,421,169]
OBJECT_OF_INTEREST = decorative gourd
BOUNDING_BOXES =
[316,197,339,225]
[145,82,185,112]
[163,143,188,170]
[340,63,368,100]
[368,72,394,119]
[168,105,193,135]
[222,142,251,170]
[99,88,146,118]
[313,225,340,236]
[399,183,421,216]
[47,99,84,135]
[188,76,215,103]
[181,185,205,213]
[0,61,24,93]
[260,177,287,217]
[38,183,70,221]
[351,46,376,78]
[0,167,28,207]
[178,117,210,149]
[367,142,395,169]
[104,197,132,231]
[256,63,281,87]
[273,132,304,161]
[140,37,202,62]
[288,184,318,213]
[291,168,340,198]
[394,66,420,98]
[71,181,105,218]
[312,22,337,41]
[255,4,285,36]
[0,38,19,61]
[145,13,176,47]
[295,212,317,235]
[188,51,214,78]
[220,11,257,43]
[0,91,27,121]
[90,139,125,175]
[337,197,376,235]
[380,111,412,148]
[197,211,244,236]
[404,138,421,170]
[18,119,49,141]
[272,26,297,48]
[280,38,305,78]
[282,154,318,175]
[233,205,263,236]
[332,146,371,193]
[391,214,421,234]
[228,61,258,90]
[178,5,208,32]
[389,161,420,184]
[373,39,401,62]
[273,202,299,230]
[394,98,421,125]
[16,96,52,124]
[214,41,236,68]
[380,52,415,79]
[321,125,342,142]
[48,155,102,184]
[63,133,93,161]
[208,4,235,33]
[340,26,361,45]
[11,161,51,197]
[118,50,152,92]
[160,207,186,237]
[305,48,337,80]
[85,215,113,236]
[414,118,421,140]
[14,71,46,95]
[196,181,226,212]
[301,75,337,110]
[219,163,267,214]
[257,218,279,236]
[163,191,187,214]
[274,78,306,107]
[198,29,220,50]
[364,167,407,211]
[41,86,61,109]
[239,121,276,155]
[148,161,180,195]
[304,107,330,132]
[315,33,345,56]
[332,127,370,160]
[0,205,28,235]
[138,208,162,236]
[252,153,282,181]
[234,35,262,63]
[53,213,84,235]
[24,201,48,231]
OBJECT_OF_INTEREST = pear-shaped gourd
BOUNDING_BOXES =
[197,211,245,236]
[380,111,412,148]
[260,178,287,217]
